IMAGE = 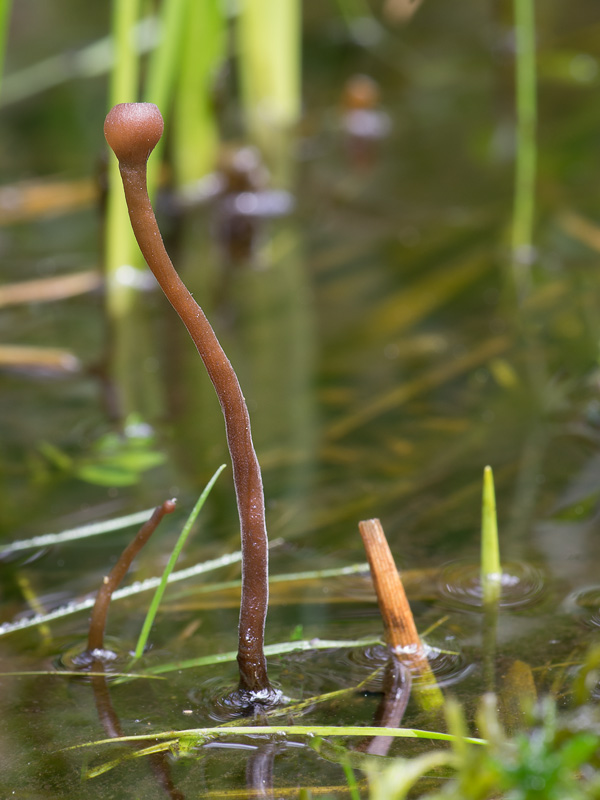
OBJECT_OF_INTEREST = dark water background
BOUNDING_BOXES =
[2,1,600,796]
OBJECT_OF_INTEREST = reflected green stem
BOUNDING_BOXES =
[511,0,537,299]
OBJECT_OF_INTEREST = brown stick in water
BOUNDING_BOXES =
[358,518,424,659]
[88,499,176,653]
[104,103,273,698]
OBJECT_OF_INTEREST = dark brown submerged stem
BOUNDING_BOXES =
[104,103,272,698]
[88,499,176,653]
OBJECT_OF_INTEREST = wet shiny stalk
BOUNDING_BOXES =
[104,103,273,699]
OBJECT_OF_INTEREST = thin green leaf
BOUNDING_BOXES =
[131,464,226,662]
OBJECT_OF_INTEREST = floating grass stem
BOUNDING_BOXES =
[104,103,275,702]
[481,465,501,606]
[87,499,176,655]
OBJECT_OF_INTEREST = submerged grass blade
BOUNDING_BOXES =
[131,464,226,662]
[0,18,159,107]
[0,670,163,679]
[141,636,385,676]
[481,465,501,606]
[0,550,243,638]
[1,507,158,556]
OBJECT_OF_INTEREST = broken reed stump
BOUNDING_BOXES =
[87,499,176,655]
[358,517,443,711]
[358,518,423,657]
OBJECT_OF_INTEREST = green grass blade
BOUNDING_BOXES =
[481,465,501,606]
[131,464,226,662]
[342,758,361,800]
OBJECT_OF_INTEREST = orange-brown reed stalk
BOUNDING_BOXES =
[358,518,423,659]
[358,518,442,713]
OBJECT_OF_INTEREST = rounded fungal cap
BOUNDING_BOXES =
[104,103,164,166]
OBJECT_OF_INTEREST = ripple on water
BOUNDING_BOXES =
[564,586,600,629]
[56,636,128,677]
[436,560,546,612]
[188,675,289,723]
[341,641,473,690]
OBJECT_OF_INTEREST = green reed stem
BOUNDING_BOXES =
[172,0,225,187]
[236,0,301,170]
[143,0,187,200]
[131,464,226,663]
[481,465,501,606]
[511,0,537,299]
[0,0,13,94]
[105,0,143,318]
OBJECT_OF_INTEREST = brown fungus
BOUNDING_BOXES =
[104,103,274,702]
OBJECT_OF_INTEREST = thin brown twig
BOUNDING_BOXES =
[87,499,176,654]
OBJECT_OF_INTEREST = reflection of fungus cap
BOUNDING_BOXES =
[342,74,381,112]
[104,103,164,166]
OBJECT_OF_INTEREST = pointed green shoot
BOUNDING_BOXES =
[481,465,501,606]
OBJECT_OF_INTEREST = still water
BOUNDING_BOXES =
[1,1,600,796]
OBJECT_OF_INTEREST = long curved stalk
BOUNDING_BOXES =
[104,102,272,699]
